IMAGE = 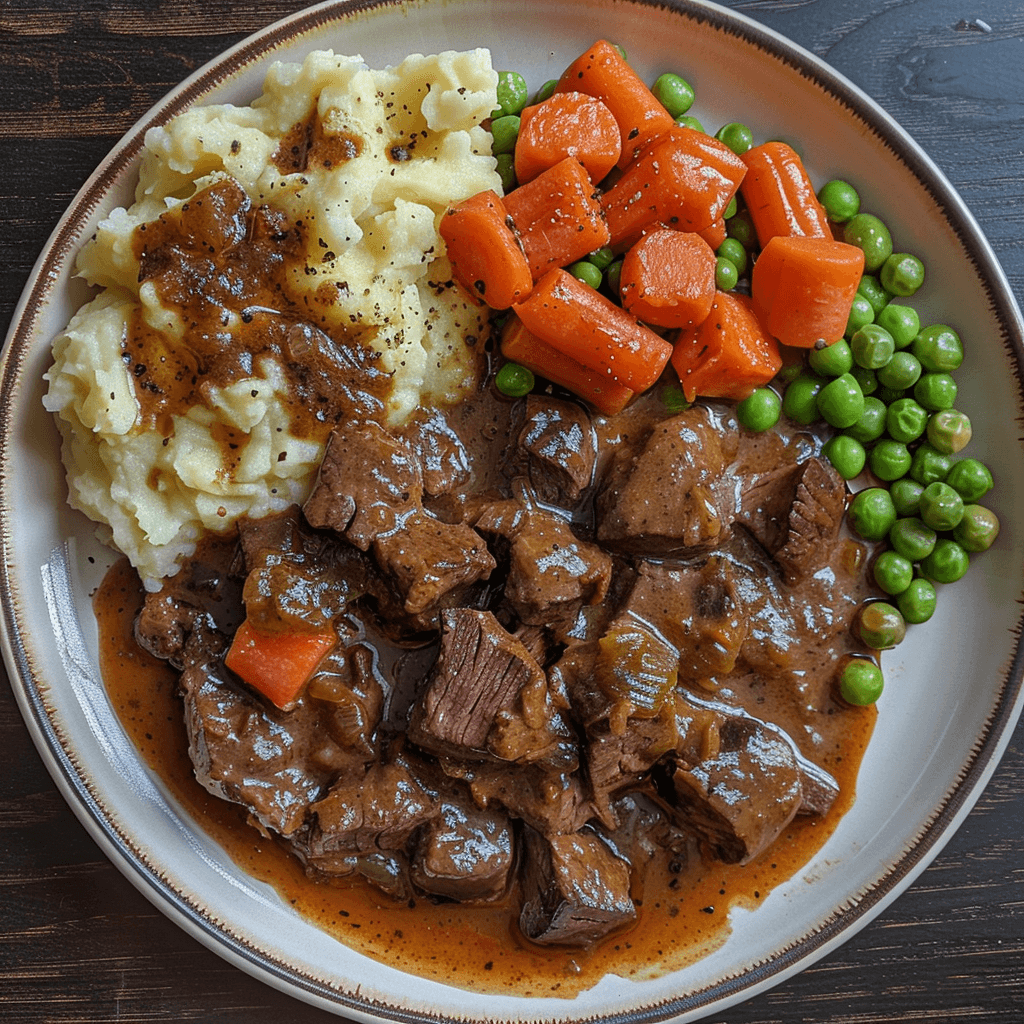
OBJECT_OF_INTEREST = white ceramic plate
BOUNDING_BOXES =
[3,1,1023,1020]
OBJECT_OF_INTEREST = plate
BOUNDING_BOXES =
[2,1,1023,1021]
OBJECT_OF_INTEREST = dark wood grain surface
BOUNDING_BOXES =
[2,1,1022,1021]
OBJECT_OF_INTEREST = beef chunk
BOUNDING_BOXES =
[519,827,636,945]
[618,556,747,682]
[401,407,472,498]
[303,420,423,547]
[473,500,613,638]
[514,395,596,506]
[738,456,846,581]
[411,793,514,902]
[408,609,571,766]
[596,407,736,555]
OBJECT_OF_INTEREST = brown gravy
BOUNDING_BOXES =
[96,555,874,996]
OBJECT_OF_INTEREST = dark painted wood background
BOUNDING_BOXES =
[1,1,1022,1021]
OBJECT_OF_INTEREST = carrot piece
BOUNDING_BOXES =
[515,91,621,185]
[698,217,727,250]
[503,156,611,280]
[438,190,532,309]
[512,267,672,392]
[501,315,635,415]
[555,39,674,168]
[225,617,336,710]
[670,291,783,402]
[619,229,717,329]
[751,234,865,348]
[739,141,832,248]
[601,127,747,245]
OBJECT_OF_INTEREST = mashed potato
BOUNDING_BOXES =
[44,48,500,587]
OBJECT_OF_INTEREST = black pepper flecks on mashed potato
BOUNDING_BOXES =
[44,48,500,588]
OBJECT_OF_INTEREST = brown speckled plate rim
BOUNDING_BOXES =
[2,0,1023,1021]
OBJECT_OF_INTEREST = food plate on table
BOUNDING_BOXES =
[2,1,1022,1021]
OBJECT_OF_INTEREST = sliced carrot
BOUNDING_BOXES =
[438,190,532,309]
[751,234,865,348]
[225,617,336,710]
[515,91,621,185]
[601,127,747,245]
[619,229,717,329]
[698,217,727,250]
[555,39,674,168]
[501,315,635,415]
[670,291,783,402]
[739,141,831,248]
[512,267,672,392]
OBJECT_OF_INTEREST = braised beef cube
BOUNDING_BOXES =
[402,407,472,497]
[411,797,514,902]
[620,556,747,682]
[306,759,436,861]
[667,714,804,865]
[796,756,840,817]
[135,590,199,666]
[303,420,423,547]
[596,407,736,555]
[408,609,566,765]
[238,506,307,572]
[474,502,612,637]
[519,827,636,946]
[738,456,846,581]
[601,793,692,871]
[516,396,596,506]
[297,847,414,900]
[242,560,356,633]
[372,512,495,617]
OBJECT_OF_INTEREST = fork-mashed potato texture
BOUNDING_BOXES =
[44,48,500,587]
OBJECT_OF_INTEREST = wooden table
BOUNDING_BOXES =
[2,1,1022,1021]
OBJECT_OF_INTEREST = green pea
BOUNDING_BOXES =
[725,195,738,220]
[818,179,860,223]
[953,505,1000,553]
[492,71,529,117]
[838,658,884,705]
[850,324,895,370]
[586,246,616,271]
[847,487,897,541]
[869,439,912,482]
[857,274,892,315]
[775,362,804,385]
[726,212,756,248]
[495,361,535,398]
[845,294,875,339]
[823,434,866,480]
[926,409,972,454]
[534,78,558,103]
[914,371,958,411]
[844,396,888,443]
[816,372,865,428]
[890,478,925,517]
[782,374,824,425]
[879,252,925,297]
[736,387,782,432]
[909,443,953,487]
[945,458,993,502]
[567,260,603,289]
[918,481,965,532]
[876,385,906,405]
[897,578,937,624]
[873,550,914,596]
[716,121,754,155]
[912,324,963,372]
[715,257,739,291]
[889,517,937,562]
[490,114,520,155]
[920,538,970,583]
[716,237,748,275]
[856,601,906,649]
[844,213,893,273]
[653,73,695,117]
[875,351,922,391]
[605,258,624,297]
[494,152,516,192]
[674,114,705,132]
[850,364,878,397]
[875,302,920,349]
[808,338,854,378]
[886,397,929,444]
